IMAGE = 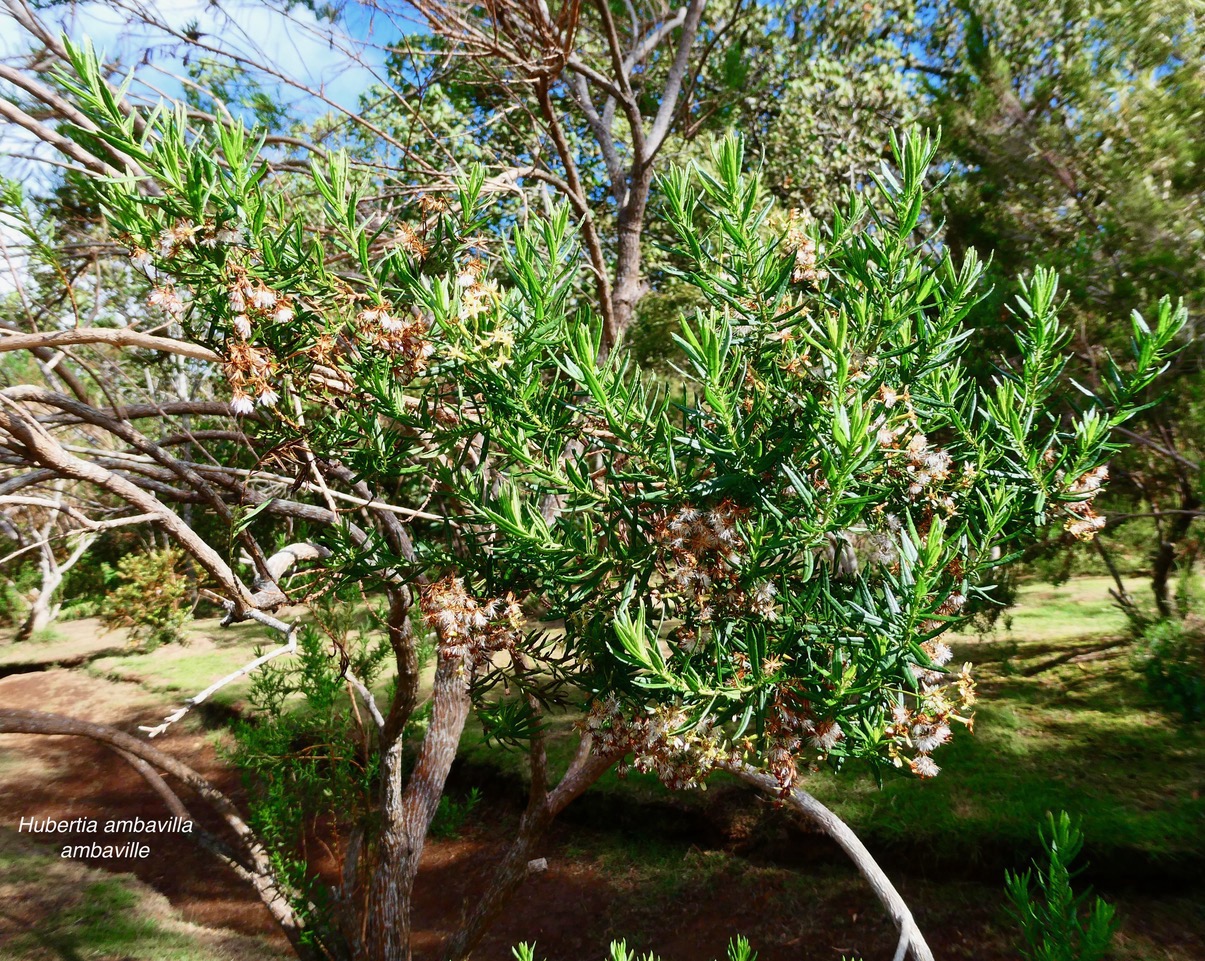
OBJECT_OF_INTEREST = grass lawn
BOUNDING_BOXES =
[458,575,1205,870]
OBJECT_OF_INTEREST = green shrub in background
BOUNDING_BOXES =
[1006,811,1117,961]
[0,561,38,628]
[1133,617,1205,724]
[100,547,193,649]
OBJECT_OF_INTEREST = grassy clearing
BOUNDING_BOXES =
[0,617,124,668]
[82,615,286,708]
[0,830,290,961]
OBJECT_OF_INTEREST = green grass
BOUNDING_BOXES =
[84,618,284,707]
[0,831,290,961]
[9,879,207,961]
[461,577,1205,868]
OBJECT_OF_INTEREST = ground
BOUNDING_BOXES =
[0,578,1203,961]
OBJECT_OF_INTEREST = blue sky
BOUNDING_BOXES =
[0,0,414,275]
[1,0,402,120]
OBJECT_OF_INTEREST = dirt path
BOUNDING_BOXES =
[0,669,287,939]
[0,666,625,958]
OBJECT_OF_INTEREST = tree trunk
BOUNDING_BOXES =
[1152,489,1200,618]
[361,650,472,961]
[16,530,93,640]
[605,171,653,353]
[442,735,617,961]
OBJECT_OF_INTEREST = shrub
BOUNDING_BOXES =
[1133,616,1205,723]
[100,548,193,648]
[1005,811,1117,961]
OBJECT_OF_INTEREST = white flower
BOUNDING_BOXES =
[808,721,843,752]
[272,305,295,325]
[914,724,951,754]
[232,314,252,339]
[130,249,154,272]
[148,286,184,316]
[379,312,403,332]
[215,226,244,245]
[230,392,255,415]
[930,641,954,666]
[257,387,279,408]
[1071,516,1105,538]
[228,288,247,312]
[251,286,277,310]
[157,222,195,257]
[910,755,941,778]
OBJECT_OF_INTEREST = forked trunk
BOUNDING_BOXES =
[360,650,472,961]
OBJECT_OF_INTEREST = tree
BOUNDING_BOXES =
[909,0,1205,618]
[0,27,1185,959]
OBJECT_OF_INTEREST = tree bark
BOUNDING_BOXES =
[362,650,472,961]
[723,762,935,961]
[442,734,618,961]
[1152,488,1200,618]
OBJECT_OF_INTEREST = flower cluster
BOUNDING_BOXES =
[156,221,198,259]
[585,697,738,791]
[147,284,185,317]
[1059,464,1109,540]
[227,276,295,342]
[390,222,429,258]
[901,432,954,501]
[419,576,522,670]
[655,501,747,597]
[458,261,500,322]
[224,341,279,413]
[355,301,434,380]
[784,212,827,285]
[885,641,976,778]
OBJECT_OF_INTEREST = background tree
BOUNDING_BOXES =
[910,0,1205,619]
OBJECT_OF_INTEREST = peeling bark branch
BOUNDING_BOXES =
[722,762,935,961]
[0,327,223,364]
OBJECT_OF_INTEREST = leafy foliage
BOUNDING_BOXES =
[229,603,393,954]
[100,548,193,649]
[1005,811,1117,961]
[1133,617,1205,724]
[52,32,1184,789]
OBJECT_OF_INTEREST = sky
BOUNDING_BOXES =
[0,0,411,286]
[1,0,396,115]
